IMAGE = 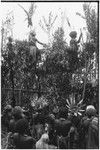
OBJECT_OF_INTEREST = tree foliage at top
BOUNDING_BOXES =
[19,3,36,28]
[83,3,98,43]
[39,11,58,45]
[83,2,98,66]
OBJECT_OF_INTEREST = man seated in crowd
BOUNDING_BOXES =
[80,105,99,149]
[1,105,13,132]
[13,118,36,149]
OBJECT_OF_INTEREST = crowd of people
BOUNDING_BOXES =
[1,103,99,149]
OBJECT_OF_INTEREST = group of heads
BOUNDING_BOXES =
[7,30,77,44]
[4,104,97,132]
[54,104,97,119]
[4,103,97,118]
[30,30,77,38]
[3,105,28,134]
[4,105,26,121]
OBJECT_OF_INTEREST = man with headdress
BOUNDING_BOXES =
[13,118,36,149]
[68,31,82,71]
[69,31,82,51]
[29,30,46,63]
[4,106,25,148]
[9,106,25,133]
[1,105,13,132]
[54,107,72,148]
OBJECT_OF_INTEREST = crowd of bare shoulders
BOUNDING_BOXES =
[1,103,99,149]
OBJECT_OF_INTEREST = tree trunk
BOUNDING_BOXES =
[10,69,15,107]
[82,51,87,101]
[37,75,41,98]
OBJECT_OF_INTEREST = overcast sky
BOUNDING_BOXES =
[1,2,97,47]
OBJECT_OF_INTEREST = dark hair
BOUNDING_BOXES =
[8,37,12,42]
[71,115,80,127]
[59,107,68,119]
[15,119,29,134]
[69,31,77,38]
[4,105,12,113]
[13,106,23,120]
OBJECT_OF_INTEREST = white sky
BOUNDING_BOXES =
[1,2,97,47]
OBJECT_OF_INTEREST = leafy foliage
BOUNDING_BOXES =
[83,3,98,43]
[18,3,36,27]
[39,11,58,45]
[83,2,98,64]
[43,27,84,107]
[1,6,99,111]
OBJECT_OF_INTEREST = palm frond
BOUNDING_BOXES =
[70,96,73,105]
[51,15,58,28]
[78,104,86,108]
[77,99,83,106]
[66,99,71,106]
[43,16,48,27]
[18,3,36,28]
[73,96,75,105]
[18,4,28,16]
[49,12,52,24]
[24,18,28,21]
[39,21,47,33]
[76,12,86,19]
[77,112,82,116]
[79,109,85,112]
[28,3,34,17]
[66,95,85,117]
[74,112,77,116]
[66,104,70,109]
[28,3,36,18]
[66,17,71,27]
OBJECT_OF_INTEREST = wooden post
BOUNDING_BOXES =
[7,38,16,107]
[82,50,87,101]
[19,89,21,106]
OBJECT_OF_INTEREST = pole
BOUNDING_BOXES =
[37,74,41,98]
[79,28,87,101]
[10,68,15,107]
[82,52,87,100]
[7,38,16,107]
[1,22,4,50]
